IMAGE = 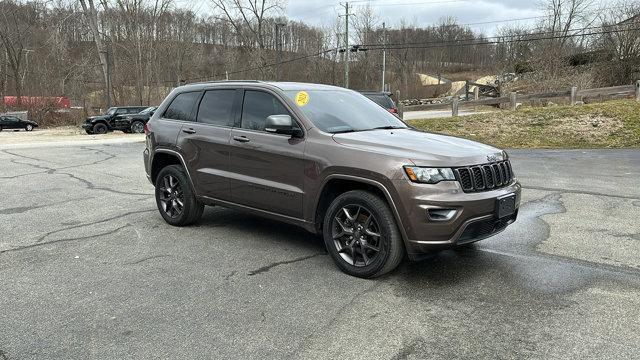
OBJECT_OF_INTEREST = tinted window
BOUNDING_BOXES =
[115,108,128,115]
[164,92,201,121]
[365,94,393,108]
[197,90,236,126]
[241,91,291,131]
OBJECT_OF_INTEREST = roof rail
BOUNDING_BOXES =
[188,79,264,85]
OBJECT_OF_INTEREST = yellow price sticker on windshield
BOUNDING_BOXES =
[295,91,309,106]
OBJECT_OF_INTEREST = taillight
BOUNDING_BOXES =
[143,122,151,135]
[388,108,398,114]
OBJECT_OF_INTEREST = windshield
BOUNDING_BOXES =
[140,107,155,114]
[106,107,117,115]
[284,90,406,133]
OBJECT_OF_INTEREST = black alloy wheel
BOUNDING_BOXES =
[332,204,382,267]
[154,165,204,226]
[323,190,405,278]
[158,174,184,219]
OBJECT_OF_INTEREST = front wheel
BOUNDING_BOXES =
[25,124,33,131]
[323,190,405,278]
[92,123,108,134]
[155,165,204,226]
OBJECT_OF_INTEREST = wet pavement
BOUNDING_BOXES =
[0,142,638,359]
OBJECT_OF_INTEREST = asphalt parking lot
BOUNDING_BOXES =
[1,139,639,359]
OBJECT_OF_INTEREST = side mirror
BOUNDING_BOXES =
[265,115,301,137]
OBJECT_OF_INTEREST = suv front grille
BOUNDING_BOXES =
[454,160,514,193]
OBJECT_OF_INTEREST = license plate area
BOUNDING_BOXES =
[496,194,516,219]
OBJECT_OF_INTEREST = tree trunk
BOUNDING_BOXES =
[79,0,111,107]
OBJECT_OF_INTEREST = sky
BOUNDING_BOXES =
[285,0,618,36]
[183,0,621,37]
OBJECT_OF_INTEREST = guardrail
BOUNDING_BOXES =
[402,80,640,116]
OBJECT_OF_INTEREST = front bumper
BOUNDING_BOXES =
[81,123,93,130]
[391,179,521,257]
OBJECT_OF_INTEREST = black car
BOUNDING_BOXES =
[360,91,399,116]
[0,116,38,132]
[114,106,157,134]
[82,106,148,134]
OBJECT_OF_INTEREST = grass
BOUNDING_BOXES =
[406,99,640,148]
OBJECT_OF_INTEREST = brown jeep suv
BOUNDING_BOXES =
[143,81,520,278]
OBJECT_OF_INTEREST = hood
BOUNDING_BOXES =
[332,128,504,167]
[87,115,110,122]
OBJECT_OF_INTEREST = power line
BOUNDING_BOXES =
[362,26,640,52]
[185,48,335,83]
[357,22,640,49]
[182,24,640,83]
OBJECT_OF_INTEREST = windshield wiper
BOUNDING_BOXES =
[332,129,360,134]
[368,126,405,130]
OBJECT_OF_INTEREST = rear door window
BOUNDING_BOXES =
[197,90,236,126]
[240,90,292,131]
[164,92,201,121]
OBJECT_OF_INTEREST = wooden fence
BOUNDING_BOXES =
[402,80,640,116]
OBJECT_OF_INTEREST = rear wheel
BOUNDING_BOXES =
[155,165,204,226]
[92,123,108,134]
[130,121,145,134]
[323,190,405,278]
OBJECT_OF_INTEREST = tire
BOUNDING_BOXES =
[25,124,33,131]
[130,121,145,134]
[92,123,108,134]
[323,190,405,278]
[0,126,3,132]
[154,164,204,226]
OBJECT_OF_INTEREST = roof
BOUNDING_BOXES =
[179,80,346,92]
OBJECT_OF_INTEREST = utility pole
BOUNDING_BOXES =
[275,22,286,81]
[381,22,386,92]
[339,2,353,88]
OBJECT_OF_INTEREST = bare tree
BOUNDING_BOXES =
[79,0,113,106]
[211,0,284,78]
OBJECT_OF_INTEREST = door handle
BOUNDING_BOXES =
[233,136,250,143]
[182,128,196,134]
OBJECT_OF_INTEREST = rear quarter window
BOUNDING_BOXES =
[164,92,202,121]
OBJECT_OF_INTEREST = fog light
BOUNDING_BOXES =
[427,208,458,221]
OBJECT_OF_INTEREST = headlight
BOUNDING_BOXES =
[404,166,455,184]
